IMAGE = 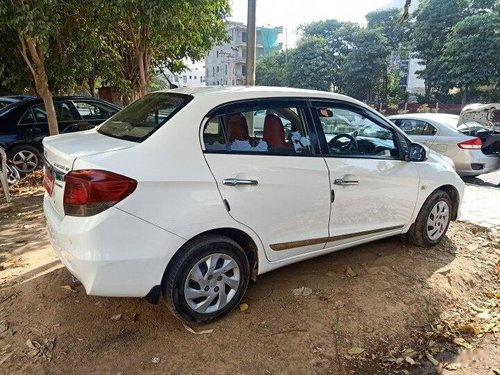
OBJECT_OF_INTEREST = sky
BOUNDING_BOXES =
[228,0,420,47]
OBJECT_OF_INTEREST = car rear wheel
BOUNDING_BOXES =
[408,190,452,247]
[9,145,42,174]
[162,235,250,323]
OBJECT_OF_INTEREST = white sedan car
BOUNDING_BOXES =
[388,113,500,176]
[43,87,464,322]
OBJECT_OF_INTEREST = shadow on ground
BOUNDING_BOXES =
[1,232,461,375]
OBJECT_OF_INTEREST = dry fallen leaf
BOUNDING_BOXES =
[61,285,77,293]
[395,357,404,365]
[182,323,213,335]
[110,313,122,321]
[445,363,462,371]
[424,350,439,366]
[239,303,249,312]
[347,347,364,355]
[405,356,416,365]
[345,266,357,278]
[292,287,312,296]
[460,324,481,335]
[453,337,473,349]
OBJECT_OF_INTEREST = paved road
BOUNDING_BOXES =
[460,169,500,228]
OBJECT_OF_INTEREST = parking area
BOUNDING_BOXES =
[0,176,499,374]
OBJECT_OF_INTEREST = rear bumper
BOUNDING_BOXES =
[44,195,185,297]
[453,150,499,176]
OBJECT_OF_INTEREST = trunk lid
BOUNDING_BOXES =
[457,103,500,155]
[43,130,136,216]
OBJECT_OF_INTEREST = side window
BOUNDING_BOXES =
[55,102,77,121]
[32,104,47,122]
[203,105,312,155]
[19,108,35,124]
[422,123,437,136]
[74,101,115,121]
[317,106,398,158]
[395,119,428,136]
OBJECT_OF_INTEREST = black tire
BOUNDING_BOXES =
[162,235,250,323]
[8,145,42,175]
[408,190,452,247]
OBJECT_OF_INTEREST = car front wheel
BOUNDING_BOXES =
[162,235,250,323]
[408,190,452,247]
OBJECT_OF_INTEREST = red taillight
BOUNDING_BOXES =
[458,138,482,149]
[63,170,137,216]
[43,166,55,196]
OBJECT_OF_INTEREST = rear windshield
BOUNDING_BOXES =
[98,93,191,142]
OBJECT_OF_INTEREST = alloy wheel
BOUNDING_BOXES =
[11,150,39,174]
[426,200,450,241]
[184,253,241,314]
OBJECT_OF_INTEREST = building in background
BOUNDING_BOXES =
[406,58,426,95]
[168,67,206,88]
[205,21,283,86]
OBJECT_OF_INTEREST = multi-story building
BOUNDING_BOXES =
[170,67,206,87]
[205,22,282,86]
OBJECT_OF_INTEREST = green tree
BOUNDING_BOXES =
[255,51,287,87]
[366,8,408,49]
[285,37,336,92]
[104,0,229,99]
[0,0,72,135]
[411,0,468,100]
[339,30,390,102]
[442,13,500,104]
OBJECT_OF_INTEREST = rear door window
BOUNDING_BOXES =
[98,93,191,142]
[73,101,117,121]
[203,102,313,155]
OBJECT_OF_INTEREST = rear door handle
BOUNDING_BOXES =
[223,178,259,186]
[333,178,358,186]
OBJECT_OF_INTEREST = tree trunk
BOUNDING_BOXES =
[461,85,469,106]
[88,77,95,97]
[424,81,431,102]
[137,48,148,98]
[19,35,59,135]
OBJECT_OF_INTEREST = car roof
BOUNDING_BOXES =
[161,86,367,106]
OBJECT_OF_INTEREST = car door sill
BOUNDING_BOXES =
[269,225,404,251]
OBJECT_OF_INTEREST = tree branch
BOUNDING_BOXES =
[18,34,36,77]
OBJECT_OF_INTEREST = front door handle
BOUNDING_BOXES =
[333,178,358,186]
[223,178,259,186]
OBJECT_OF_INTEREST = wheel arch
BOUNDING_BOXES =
[433,184,460,221]
[163,227,259,285]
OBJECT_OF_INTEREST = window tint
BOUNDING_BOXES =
[203,106,312,155]
[98,93,190,142]
[422,123,437,136]
[74,101,115,121]
[31,102,77,123]
[317,106,397,158]
[394,119,430,136]
[19,108,35,124]
[57,102,77,121]
[32,104,47,122]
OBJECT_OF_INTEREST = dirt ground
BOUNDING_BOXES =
[0,179,499,374]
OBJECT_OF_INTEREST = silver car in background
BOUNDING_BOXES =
[388,113,500,176]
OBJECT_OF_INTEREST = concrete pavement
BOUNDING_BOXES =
[459,170,500,228]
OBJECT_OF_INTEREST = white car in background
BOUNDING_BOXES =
[43,87,464,323]
[388,113,500,176]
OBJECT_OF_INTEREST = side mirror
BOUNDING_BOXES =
[407,143,428,162]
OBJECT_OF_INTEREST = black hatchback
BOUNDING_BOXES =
[0,97,121,174]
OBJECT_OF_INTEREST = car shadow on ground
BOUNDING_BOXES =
[1,232,459,374]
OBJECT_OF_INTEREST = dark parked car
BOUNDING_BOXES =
[0,97,121,173]
[0,97,21,109]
